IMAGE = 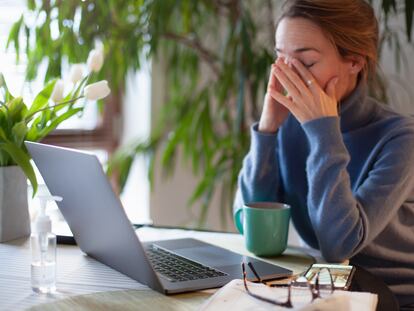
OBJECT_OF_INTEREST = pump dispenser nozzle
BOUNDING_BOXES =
[34,196,62,233]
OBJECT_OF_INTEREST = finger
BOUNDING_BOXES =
[269,87,301,118]
[325,76,339,99]
[273,56,287,92]
[291,58,322,93]
[277,59,311,97]
[268,64,283,93]
[268,86,294,109]
[273,66,301,100]
[276,56,285,64]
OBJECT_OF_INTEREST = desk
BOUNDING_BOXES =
[0,226,398,310]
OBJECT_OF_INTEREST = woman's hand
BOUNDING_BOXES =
[258,61,290,133]
[270,57,339,124]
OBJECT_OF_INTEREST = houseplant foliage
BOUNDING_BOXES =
[0,50,110,195]
[9,0,414,228]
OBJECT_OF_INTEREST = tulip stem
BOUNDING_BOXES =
[25,96,84,120]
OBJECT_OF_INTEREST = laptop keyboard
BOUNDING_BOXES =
[145,244,227,282]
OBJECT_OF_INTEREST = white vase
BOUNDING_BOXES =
[0,166,30,242]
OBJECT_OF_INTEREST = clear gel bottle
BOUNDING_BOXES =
[31,195,62,293]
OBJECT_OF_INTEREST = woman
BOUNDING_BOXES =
[235,0,414,309]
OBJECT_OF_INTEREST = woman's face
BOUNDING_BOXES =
[275,17,362,101]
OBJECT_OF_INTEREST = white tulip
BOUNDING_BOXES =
[51,79,64,102]
[69,64,84,84]
[87,48,104,72]
[84,80,111,101]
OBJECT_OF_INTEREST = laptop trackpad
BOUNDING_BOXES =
[174,246,241,267]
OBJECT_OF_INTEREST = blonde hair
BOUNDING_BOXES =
[279,0,378,81]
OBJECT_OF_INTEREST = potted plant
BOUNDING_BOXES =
[0,49,110,242]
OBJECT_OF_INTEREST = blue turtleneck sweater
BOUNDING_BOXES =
[236,82,414,306]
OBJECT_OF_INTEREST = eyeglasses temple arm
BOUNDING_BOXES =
[247,262,266,284]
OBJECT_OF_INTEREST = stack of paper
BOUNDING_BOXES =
[200,279,378,311]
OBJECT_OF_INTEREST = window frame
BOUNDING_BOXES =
[41,92,122,154]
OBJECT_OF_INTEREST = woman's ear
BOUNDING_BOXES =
[347,54,365,75]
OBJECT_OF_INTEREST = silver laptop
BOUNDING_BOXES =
[26,141,292,294]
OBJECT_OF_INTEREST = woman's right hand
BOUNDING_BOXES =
[258,61,290,133]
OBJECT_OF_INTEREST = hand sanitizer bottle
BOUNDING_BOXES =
[31,195,62,293]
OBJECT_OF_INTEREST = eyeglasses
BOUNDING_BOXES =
[242,262,335,308]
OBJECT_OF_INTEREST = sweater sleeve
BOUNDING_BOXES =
[235,123,284,212]
[302,116,414,262]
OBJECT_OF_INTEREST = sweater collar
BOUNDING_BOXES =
[338,80,372,133]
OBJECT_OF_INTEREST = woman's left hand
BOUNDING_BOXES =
[270,57,339,123]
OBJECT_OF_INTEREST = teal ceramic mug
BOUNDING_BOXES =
[234,202,291,256]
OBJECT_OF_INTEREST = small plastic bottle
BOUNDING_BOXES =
[30,195,62,294]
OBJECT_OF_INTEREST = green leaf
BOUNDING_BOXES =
[188,179,208,207]
[0,73,15,102]
[12,121,28,147]
[28,0,36,10]
[37,107,83,139]
[0,142,37,195]
[0,127,8,141]
[7,97,27,124]
[107,147,134,190]
[160,126,185,175]
[0,108,8,133]
[26,114,43,141]
[26,79,57,117]
[70,75,89,102]
[6,15,24,62]
[118,155,134,190]
[0,149,12,166]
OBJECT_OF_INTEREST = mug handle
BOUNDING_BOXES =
[234,208,244,234]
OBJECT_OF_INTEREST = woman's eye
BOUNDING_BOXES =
[304,62,316,68]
